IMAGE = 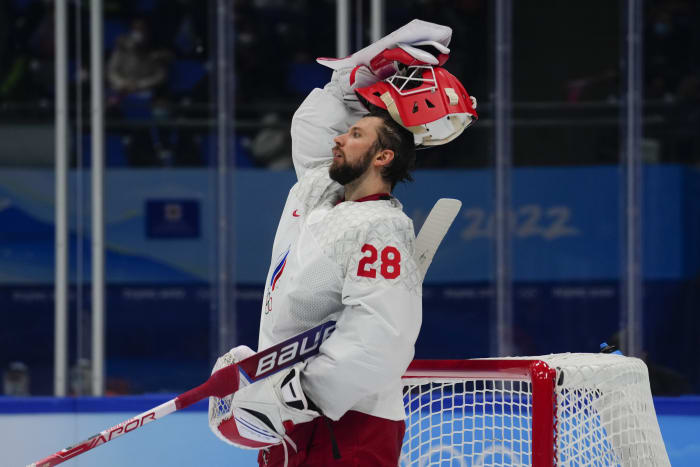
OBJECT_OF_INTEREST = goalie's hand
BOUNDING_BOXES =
[317,18,452,77]
[322,19,452,104]
[342,41,450,87]
[368,41,450,79]
[210,362,320,450]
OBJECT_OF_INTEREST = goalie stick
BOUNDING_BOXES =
[28,198,461,467]
[27,321,338,467]
[415,198,461,281]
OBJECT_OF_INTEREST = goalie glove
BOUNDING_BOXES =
[221,344,256,363]
[317,18,451,77]
[322,20,451,112]
[210,361,320,452]
[208,344,256,448]
[332,40,450,97]
[368,41,450,79]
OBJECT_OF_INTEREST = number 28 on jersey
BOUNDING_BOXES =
[357,244,401,279]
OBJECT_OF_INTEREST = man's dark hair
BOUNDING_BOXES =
[366,108,416,190]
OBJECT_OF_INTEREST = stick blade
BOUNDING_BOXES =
[415,198,462,281]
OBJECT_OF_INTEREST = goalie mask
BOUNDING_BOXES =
[355,65,478,147]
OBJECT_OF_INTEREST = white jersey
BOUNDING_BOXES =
[257,75,422,421]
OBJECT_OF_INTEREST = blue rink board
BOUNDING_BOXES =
[1,396,699,466]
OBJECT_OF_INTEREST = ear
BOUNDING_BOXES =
[374,149,395,167]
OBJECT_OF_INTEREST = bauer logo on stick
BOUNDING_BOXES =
[252,324,335,378]
[237,320,337,382]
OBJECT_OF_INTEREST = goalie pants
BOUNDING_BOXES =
[257,410,405,466]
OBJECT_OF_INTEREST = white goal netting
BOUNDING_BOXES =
[400,353,670,467]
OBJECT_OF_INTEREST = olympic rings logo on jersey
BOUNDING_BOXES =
[264,289,272,315]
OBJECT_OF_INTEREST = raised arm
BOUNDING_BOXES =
[290,71,368,180]
[290,19,453,179]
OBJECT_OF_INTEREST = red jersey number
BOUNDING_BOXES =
[357,244,401,279]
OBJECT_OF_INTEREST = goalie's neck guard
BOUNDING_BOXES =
[356,65,478,148]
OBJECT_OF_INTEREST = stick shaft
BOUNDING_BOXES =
[29,400,177,467]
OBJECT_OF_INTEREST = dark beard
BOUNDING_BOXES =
[329,149,375,186]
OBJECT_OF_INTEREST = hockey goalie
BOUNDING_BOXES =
[208,19,477,467]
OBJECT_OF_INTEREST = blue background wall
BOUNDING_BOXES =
[1,165,699,394]
[2,166,698,284]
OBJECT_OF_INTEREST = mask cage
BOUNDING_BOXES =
[386,66,438,96]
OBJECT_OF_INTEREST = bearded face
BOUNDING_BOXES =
[329,145,376,185]
[329,116,385,186]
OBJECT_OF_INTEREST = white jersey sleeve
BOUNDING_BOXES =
[300,201,422,421]
[290,69,368,180]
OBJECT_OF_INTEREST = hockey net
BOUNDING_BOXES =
[400,353,670,466]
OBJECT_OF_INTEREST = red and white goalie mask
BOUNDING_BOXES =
[355,65,478,147]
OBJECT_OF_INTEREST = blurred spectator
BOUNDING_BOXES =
[645,0,697,101]
[249,112,292,169]
[1,0,694,168]
[106,18,176,166]
[3,361,30,396]
[107,18,172,95]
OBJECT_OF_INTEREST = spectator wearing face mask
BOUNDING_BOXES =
[107,17,173,95]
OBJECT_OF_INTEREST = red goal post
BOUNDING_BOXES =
[400,354,670,466]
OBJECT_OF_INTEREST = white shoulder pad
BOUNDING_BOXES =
[317,19,451,70]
